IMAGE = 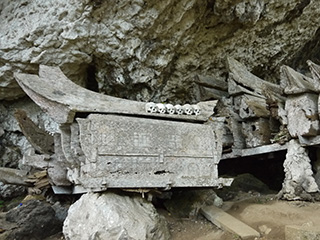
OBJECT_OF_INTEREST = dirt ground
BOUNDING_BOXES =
[2,193,320,240]
[164,193,320,240]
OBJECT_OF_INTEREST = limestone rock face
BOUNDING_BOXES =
[1,0,320,102]
[0,98,58,167]
[63,192,170,240]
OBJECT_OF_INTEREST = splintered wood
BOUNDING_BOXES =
[25,170,50,190]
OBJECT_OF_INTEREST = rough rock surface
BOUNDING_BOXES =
[216,173,272,201]
[0,97,58,167]
[285,93,320,137]
[278,139,319,200]
[1,0,320,174]
[1,0,320,103]
[63,192,170,240]
[5,200,63,240]
[164,189,223,218]
[0,182,26,200]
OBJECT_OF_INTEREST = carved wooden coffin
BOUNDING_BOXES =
[63,114,229,192]
[14,65,232,193]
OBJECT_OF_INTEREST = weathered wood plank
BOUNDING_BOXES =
[280,65,316,94]
[242,118,271,148]
[307,60,320,91]
[238,94,270,119]
[194,74,228,91]
[14,65,216,123]
[14,109,54,154]
[221,142,288,160]
[226,57,283,100]
[73,114,230,190]
[201,205,260,239]
[0,167,31,186]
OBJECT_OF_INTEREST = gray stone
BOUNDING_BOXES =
[0,127,4,137]
[314,149,320,189]
[1,1,320,103]
[63,192,170,240]
[5,200,63,240]
[278,140,319,201]
[285,93,319,137]
[164,189,223,218]
[0,182,26,200]
[307,60,320,91]
[216,173,271,201]
[51,202,69,223]
[285,225,320,240]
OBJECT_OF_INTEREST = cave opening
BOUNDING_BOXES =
[219,151,287,191]
[86,64,99,92]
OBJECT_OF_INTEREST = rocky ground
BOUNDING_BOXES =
[167,193,320,240]
[1,174,320,240]
[3,192,320,240]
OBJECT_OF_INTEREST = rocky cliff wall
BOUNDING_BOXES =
[0,0,320,166]
[1,0,319,103]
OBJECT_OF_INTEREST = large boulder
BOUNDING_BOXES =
[5,200,63,240]
[63,192,170,240]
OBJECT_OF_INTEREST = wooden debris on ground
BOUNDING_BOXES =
[25,170,50,194]
[200,204,260,239]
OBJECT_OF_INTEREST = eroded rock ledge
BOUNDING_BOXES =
[1,0,320,103]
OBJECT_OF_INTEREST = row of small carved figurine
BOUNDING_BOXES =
[145,102,201,115]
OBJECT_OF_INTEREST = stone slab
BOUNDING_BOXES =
[75,114,224,190]
[285,225,320,240]
[201,205,260,239]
